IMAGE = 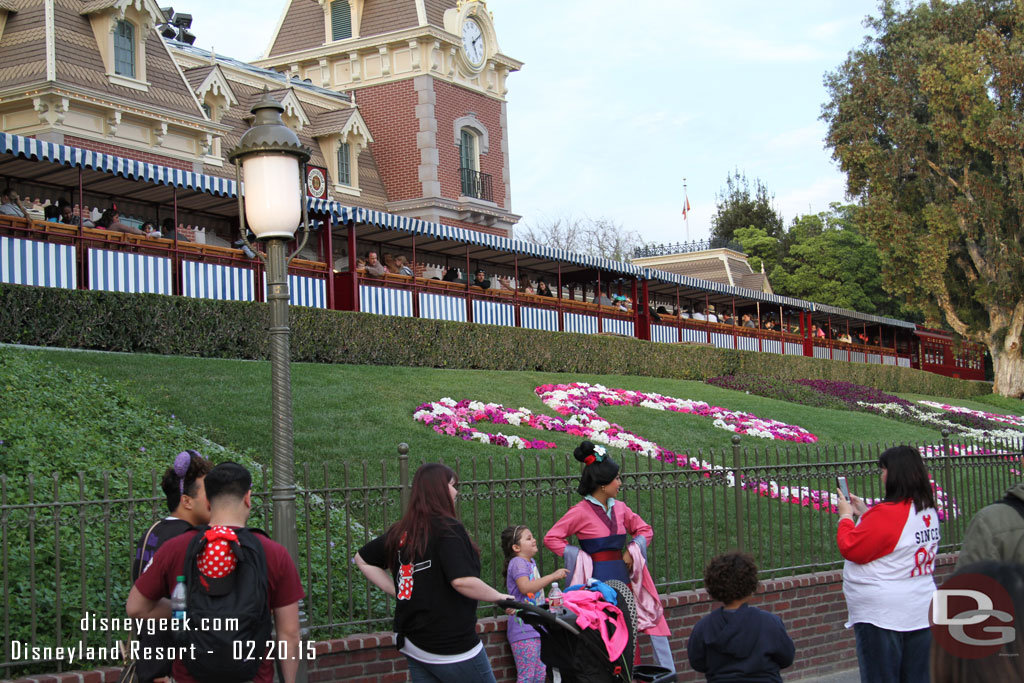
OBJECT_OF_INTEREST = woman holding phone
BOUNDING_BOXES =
[835,445,940,683]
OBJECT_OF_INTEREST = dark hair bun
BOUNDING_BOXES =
[574,440,597,464]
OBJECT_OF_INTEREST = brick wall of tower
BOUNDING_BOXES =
[432,80,506,208]
[64,136,194,170]
[354,80,422,203]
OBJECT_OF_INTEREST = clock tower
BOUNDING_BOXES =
[256,0,523,237]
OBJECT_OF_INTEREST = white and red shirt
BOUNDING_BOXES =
[838,499,940,631]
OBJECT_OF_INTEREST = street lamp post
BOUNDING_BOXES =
[228,94,311,680]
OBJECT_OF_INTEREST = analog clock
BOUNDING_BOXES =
[461,17,485,66]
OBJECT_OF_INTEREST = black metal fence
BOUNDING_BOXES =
[2,431,1021,676]
[633,238,747,257]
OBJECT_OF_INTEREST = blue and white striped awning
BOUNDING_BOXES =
[642,268,809,309]
[812,302,916,329]
[0,132,236,197]
[309,201,647,279]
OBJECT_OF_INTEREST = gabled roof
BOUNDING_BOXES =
[0,1,47,91]
[191,65,239,109]
[359,0,420,38]
[183,64,215,89]
[266,0,324,58]
[305,108,355,137]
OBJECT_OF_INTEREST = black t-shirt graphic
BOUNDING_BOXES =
[359,517,482,655]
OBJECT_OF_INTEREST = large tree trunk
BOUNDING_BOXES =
[991,340,1024,399]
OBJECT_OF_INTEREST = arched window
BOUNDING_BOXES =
[331,0,352,41]
[114,20,135,78]
[459,128,491,199]
[337,141,351,185]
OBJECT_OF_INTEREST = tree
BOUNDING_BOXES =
[823,0,1024,397]
[734,203,908,318]
[769,208,895,316]
[518,215,643,262]
[711,170,785,243]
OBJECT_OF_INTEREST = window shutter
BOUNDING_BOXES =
[331,1,352,41]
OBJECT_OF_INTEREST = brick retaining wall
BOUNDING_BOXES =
[10,556,956,683]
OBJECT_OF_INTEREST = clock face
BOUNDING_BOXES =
[306,166,326,198]
[461,18,484,66]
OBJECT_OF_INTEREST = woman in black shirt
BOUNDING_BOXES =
[356,464,511,682]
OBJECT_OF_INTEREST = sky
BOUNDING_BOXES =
[190,0,885,245]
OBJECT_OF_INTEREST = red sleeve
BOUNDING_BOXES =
[264,538,305,609]
[619,502,653,545]
[837,501,909,564]
[544,505,580,557]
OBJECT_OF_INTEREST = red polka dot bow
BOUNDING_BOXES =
[198,526,238,579]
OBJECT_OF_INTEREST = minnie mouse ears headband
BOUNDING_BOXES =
[573,440,607,466]
[173,450,206,495]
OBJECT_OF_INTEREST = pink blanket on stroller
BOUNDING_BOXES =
[563,589,629,661]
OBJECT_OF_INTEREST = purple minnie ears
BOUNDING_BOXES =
[173,450,203,495]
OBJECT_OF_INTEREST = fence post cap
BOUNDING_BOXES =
[397,442,409,455]
[731,435,742,445]
[941,429,950,438]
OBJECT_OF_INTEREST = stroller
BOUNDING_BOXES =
[498,580,675,683]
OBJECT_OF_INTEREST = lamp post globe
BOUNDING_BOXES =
[228,93,310,239]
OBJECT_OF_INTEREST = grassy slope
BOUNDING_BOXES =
[4,346,1022,641]
[17,347,1002,481]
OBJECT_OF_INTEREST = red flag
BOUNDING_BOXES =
[682,194,690,219]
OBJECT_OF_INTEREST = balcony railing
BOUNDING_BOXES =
[460,167,493,202]
[634,237,746,258]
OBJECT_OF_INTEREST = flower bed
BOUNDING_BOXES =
[709,375,1022,442]
[413,382,963,518]
[917,401,1024,430]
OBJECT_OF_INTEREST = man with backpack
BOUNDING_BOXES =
[131,450,213,683]
[127,462,304,683]
[956,481,1024,569]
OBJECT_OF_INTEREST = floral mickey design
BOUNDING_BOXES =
[414,381,961,518]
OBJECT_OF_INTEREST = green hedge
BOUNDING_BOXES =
[0,283,991,399]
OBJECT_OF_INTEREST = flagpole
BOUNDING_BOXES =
[683,178,690,242]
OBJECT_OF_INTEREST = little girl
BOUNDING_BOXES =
[501,524,568,683]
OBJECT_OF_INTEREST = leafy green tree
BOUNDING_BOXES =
[770,212,892,316]
[732,226,779,275]
[823,0,1024,397]
[711,170,785,243]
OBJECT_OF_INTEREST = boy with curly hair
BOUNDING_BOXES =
[687,552,795,682]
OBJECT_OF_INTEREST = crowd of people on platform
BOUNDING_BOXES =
[118,440,1024,683]
[1,185,225,244]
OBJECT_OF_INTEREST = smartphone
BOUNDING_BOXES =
[836,476,850,500]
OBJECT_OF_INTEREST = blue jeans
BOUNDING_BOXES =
[405,647,496,683]
[853,623,930,683]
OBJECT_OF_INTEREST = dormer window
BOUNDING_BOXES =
[81,3,162,91]
[114,20,135,78]
[331,1,352,41]
[337,141,351,185]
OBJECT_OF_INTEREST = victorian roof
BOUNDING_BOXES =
[0,0,206,120]
[266,0,458,59]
